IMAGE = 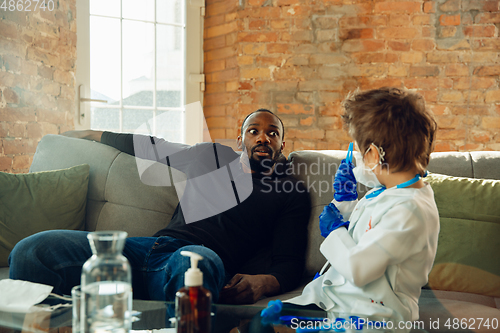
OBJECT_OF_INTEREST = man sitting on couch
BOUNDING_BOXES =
[8,109,311,305]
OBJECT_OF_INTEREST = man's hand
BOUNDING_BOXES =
[218,274,280,305]
[61,130,103,142]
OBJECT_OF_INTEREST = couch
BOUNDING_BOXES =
[1,134,499,332]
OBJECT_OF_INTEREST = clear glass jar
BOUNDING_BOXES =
[81,231,132,333]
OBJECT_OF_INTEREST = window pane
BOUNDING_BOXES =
[123,109,154,134]
[122,0,154,21]
[91,107,120,132]
[157,24,183,107]
[122,20,155,107]
[88,1,187,139]
[157,0,184,25]
[90,16,121,104]
[90,0,120,17]
[156,110,184,142]
[157,91,181,108]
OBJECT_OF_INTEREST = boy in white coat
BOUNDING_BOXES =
[282,87,440,331]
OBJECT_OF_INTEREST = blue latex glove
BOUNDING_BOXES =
[333,142,357,202]
[319,203,350,238]
[261,299,283,318]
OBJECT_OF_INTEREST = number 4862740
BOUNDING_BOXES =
[0,0,55,11]
[444,318,498,330]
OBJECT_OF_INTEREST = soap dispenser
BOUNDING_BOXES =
[175,251,212,333]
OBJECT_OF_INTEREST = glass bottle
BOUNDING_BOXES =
[175,251,212,333]
[81,231,132,333]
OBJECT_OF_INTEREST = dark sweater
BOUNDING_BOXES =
[101,132,311,292]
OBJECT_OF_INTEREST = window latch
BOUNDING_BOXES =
[189,74,205,92]
[78,84,108,125]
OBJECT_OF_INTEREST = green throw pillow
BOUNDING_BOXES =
[425,173,500,297]
[0,164,90,267]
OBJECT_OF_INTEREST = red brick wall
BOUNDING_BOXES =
[0,1,77,173]
[204,0,241,140]
[204,0,500,156]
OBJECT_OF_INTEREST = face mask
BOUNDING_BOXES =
[352,144,384,188]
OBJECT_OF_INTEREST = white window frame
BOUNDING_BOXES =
[75,0,204,144]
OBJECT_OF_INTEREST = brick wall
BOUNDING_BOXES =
[204,0,500,156]
[0,1,77,173]
[204,0,241,140]
[1,1,497,173]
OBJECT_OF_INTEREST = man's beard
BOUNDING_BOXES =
[248,146,282,173]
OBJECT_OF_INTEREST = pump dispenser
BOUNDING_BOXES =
[183,251,203,287]
[175,251,212,333]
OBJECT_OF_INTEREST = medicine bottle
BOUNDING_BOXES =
[175,251,212,333]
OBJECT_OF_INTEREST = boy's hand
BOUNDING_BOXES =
[333,143,357,202]
[333,159,357,201]
[319,203,350,238]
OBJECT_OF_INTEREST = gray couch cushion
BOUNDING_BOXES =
[471,151,500,180]
[29,135,185,236]
[427,151,500,180]
[0,267,8,280]
[427,152,474,178]
[288,150,341,277]
[30,135,119,202]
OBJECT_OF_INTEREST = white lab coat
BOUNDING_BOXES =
[286,183,440,327]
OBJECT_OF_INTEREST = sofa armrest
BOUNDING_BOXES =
[30,135,184,236]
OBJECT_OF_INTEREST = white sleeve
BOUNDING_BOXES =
[320,201,427,287]
[331,199,358,221]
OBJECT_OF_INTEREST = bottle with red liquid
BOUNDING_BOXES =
[175,251,212,333]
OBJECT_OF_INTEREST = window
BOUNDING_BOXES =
[76,0,204,143]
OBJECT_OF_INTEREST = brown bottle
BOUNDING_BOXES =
[175,251,212,333]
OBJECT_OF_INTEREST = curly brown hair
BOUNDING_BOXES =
[342,87,437,175]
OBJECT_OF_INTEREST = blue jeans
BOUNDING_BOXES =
[8,230,227,302]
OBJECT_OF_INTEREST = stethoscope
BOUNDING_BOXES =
[365,171,427,199]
